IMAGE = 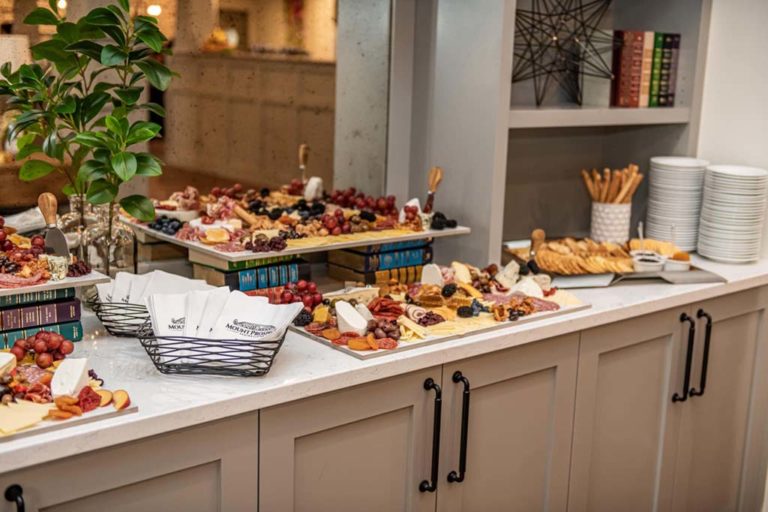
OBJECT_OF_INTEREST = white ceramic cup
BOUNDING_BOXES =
[591,202,631,244]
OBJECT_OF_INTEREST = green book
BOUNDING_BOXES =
[0,287,76,308]
[3,321,84,348]
[187,249,299,272]
[649,32,664,107]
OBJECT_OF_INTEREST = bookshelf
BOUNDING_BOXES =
[507,107,691,129]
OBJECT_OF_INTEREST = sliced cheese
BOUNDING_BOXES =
[0,402,53,436]
[397,316,428,338]
[335,301,368,335]
[510,277,543,299]
[0,352,16,377]
[451,262,472,283]
[51,358,90,397]
[421,264,444,286]
[355,303,375,322]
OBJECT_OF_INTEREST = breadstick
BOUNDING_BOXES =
[581,169,596,200]
[600,168,611,202]
[614,174,636,204]
[622,173,644,203]
[607,170,622,203]
[593,171,603,203]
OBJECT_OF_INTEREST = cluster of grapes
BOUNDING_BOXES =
[9,331,75,369]
[402,205,420,222]
[278,280,323,310]
[279,229,305,240]
[366,318,401,341]
[2,236,46,263]
[321,209,352,236]
[244,236,287,253]
[210,183,244,198]
[67,259,91,278]
[148,216,183,235]
[286,178,304,195]
[329,188,397,216]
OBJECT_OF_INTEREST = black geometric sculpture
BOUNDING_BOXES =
[513,0,614,106]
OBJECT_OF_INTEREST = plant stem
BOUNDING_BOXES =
[107,200,115,277]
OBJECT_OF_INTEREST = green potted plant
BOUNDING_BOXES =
[0,0,173,273]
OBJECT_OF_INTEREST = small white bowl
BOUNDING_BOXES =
[663,259,691,272]
[633,253,665,273]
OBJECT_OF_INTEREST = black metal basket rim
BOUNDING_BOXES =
[136,322,288,344]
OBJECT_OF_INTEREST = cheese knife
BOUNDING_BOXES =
[38,192,69,257]
[298,143,310,184]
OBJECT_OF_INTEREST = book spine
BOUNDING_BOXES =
[210,262,312,291]
[0,287,75,308]
[3,321,84,347]
[352,239,432,255]
[638,31,654,107]
[610,30,623,106]
[627,31,644,107]
[0,299,82,333]
[649,32,664,107]
[658,33,674,106]
[667,34,681,107]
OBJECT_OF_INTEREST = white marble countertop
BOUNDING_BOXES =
[3,255,768,473]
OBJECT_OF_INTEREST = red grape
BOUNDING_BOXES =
[307,282,318,293]
[60,340,75,355]
[296,280,308,291]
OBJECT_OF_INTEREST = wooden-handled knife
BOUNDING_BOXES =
[38,193,69,257]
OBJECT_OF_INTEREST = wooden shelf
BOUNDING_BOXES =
[508,106,691,129]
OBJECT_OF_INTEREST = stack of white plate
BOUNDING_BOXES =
[646,157,709,250]
[698,165,768,263]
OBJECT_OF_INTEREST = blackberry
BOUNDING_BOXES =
[433,211,447,220]
[248,199,263,212]
[519,263,530,276]
[360,211,376,222]
[267,208,283,221]
[293,309,313,327]
[441,283,457,297]
[430,217,447,230]
[471,299,488,315]
[445,219,458,228]
[260,188,270,198]
[457,306,474,318]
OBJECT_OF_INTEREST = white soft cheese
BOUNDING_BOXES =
[421,264,444,286]
[50,358,90,397]
[336,301,368,335]
[509,277,544,299]
[0,352,16,377]
[355,303,375,322]
[451,262,473,283]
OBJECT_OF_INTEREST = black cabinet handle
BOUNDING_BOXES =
[690,309,713,397]
[4,484,25,512]
[448,371,470,483]
[673,313,696,403]
[419,378,442,493]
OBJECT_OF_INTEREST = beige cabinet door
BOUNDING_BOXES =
[568,308,688,512]
[0,413,259,512]
[672,287,768,512]
[437,333,579,512]
[259,366,442,512]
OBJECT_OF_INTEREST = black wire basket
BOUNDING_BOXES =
[85,292,150,338]
[136,321,286,377]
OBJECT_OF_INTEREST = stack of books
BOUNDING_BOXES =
[326,240,433,285]
[611,31,681,108]
[191,252,311,293]
[0,288,84,347]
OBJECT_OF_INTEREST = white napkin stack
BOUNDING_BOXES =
[96,271,213,305]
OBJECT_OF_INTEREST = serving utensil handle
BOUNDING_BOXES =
[38,192,58,227]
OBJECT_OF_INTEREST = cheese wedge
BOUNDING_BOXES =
[51,358,90,397]
[355,304,375,322]
[0,352,16,377]
[451,262,472,283]
[0,402,54,436]
[335,301,368,335]
[421,264,444,286]
[397,316,428,338]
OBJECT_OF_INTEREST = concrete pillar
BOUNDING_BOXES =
[175,0,219,53]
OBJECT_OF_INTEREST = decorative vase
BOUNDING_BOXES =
[58,194,93,260]
[83,203,135,277]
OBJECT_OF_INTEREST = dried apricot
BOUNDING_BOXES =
[348,337,372,351]
[321,328,341,341]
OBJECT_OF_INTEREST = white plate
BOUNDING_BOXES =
[707,165,768,178]
[651,156,710,169]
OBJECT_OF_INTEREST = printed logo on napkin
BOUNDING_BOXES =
[168,317,186,332]
[224,319,277,339]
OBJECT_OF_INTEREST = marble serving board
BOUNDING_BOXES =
[0,404,138,442]
[0,271,110,298]
[291,302,591,360]
[552,268,726,289]
[123,217,471,263]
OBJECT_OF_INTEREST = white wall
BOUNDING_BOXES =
[696,0,768,257]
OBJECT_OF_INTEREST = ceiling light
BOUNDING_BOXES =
[147,4,162,16]
[57,0,67,9]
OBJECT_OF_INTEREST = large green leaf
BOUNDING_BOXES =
[114,87,142,106]
[30,39,69,63]
[111,152,137,181]
[118,0,130,10]
[101,45,128,66]
[80,91,110,124]
[139,102,166,118]
[136,27,164,53]
[65,41,103,60]
[136,153,163,176]
[42,131,64,160]
[23,8,58,25]
[127,121,161,145]
[83,7,120,26]
[16,144,42,160]
[55,22,79,43]
[14,133,36,150]
[72,132,106,148]
[87,179,118,204]
[19,159,55,181]
[77,160,108,182]
[120,195,155,222]
[135,59,172,91]
[54,95,76,114]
